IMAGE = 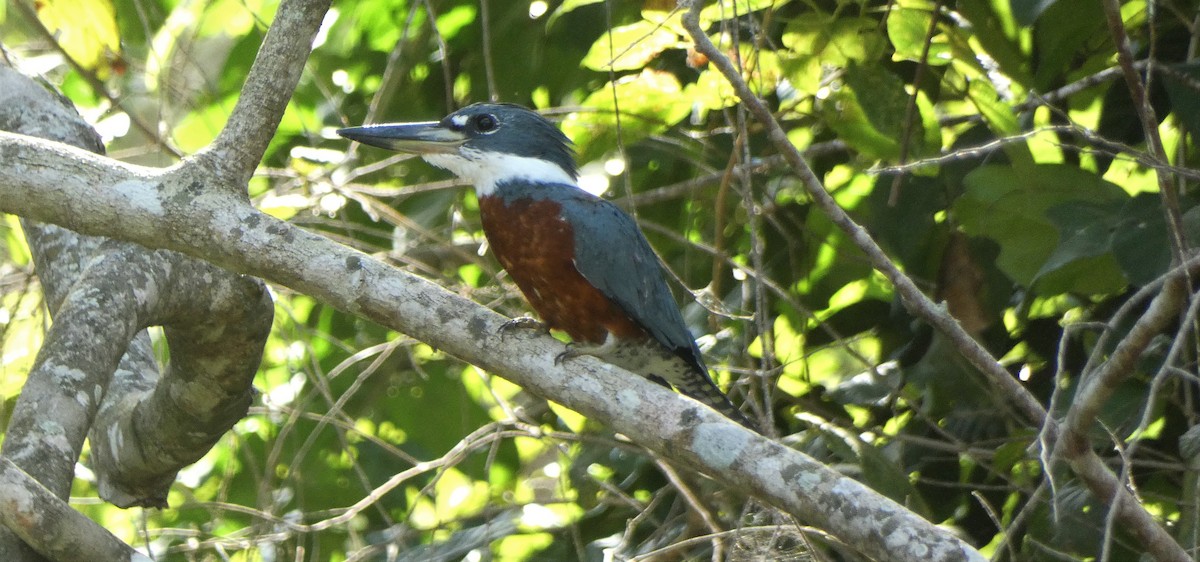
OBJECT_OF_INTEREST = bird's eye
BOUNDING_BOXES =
[474,114,498,132]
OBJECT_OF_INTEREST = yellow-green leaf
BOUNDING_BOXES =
[581,21,678,71]
[887,7,952,66]
[562,70,690,164]
[36,0,120,74]
[699,0,792,25]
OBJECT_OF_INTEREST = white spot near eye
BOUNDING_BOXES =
[451,115,470,127]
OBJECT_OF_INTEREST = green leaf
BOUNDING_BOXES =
[956,0,1031,86]
[547,0,604,27]
[581,21,678,71]
[783,16,887,66]
[434,4,478,41]
[35,0,120,74]
[562,69,690,163]
[822,65,915,160]
[887,7,952,65]
[688,47,783,112]
[1033,201,1127,294]
[1162,63,1200,140]
[197,0,266,37]
[688,67,740,111]
[3,215,30,267]
[1009,0,1058,26]
[955,164,1128,289]
[1030,0,1106,89]
[699,0,793,25]
[172,95,239,153]
[1110,194,1172,286]
[966,80,1034,167]
[866,175,945,270]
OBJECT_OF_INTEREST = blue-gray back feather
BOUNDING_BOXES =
[494,182,708,373]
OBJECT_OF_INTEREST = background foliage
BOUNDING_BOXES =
[2,0,1200,559]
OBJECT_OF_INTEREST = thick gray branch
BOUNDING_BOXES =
[0,126,983,561]
[676,1,1194,560]
[0,66,162,562]
[0,0,980,556]
[2,245,142,494]
[196,0,331,188]
[0,65,272,560]
[0,459,140,562]
[87,251,273,508]
[678,1,1049,430]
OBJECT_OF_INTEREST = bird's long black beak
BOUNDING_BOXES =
[336,121,466,154]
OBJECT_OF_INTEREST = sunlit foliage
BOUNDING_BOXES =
[4,0,1200,559]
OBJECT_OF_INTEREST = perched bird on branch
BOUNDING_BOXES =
[339,103,756,430]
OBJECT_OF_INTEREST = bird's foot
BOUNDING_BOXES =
[499,316,548,340]
[555,334,623,366]
[554,342,607,365]
[554,344,582,366]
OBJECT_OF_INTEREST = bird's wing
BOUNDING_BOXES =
[560,194,708,372]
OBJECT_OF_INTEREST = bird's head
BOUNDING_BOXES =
[337,103,577,196]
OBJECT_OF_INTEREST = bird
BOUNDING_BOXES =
[337,103,756,431]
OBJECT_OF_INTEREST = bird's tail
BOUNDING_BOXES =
[675,373,760,433]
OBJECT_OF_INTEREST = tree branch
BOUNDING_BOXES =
[0,63,272,559]
[197,0,332,188]
[0,64,161,562]
[678,0,1191,559]
[1057,277,1189,562]
[0,0,985,556]
[0,123,984,562]
[1099,0,1188,262]
[676,1,1045,427]
[88,253,273,508]
[0,459,139,562]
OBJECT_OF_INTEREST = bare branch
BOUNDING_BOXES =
[0,459,140,562]
[1057,279,1189,562]
[679,0,1193,559]
[198,0,332,188]
[1099,0,1189,262]
[677,1,1046,429]
[90,255,273,508]
[0,113,983,562]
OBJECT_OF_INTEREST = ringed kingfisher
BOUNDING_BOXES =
[337,103,755,430]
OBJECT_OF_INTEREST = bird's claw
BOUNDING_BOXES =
[554,344,579,366]
[499,316,548,340]
[554,343,603,366]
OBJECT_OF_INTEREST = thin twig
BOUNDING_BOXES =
[12,0,183,159]
[679,0,1048,429]
[479,0,498,101]
[888,0,942,206]
[1100,0,1189,264]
